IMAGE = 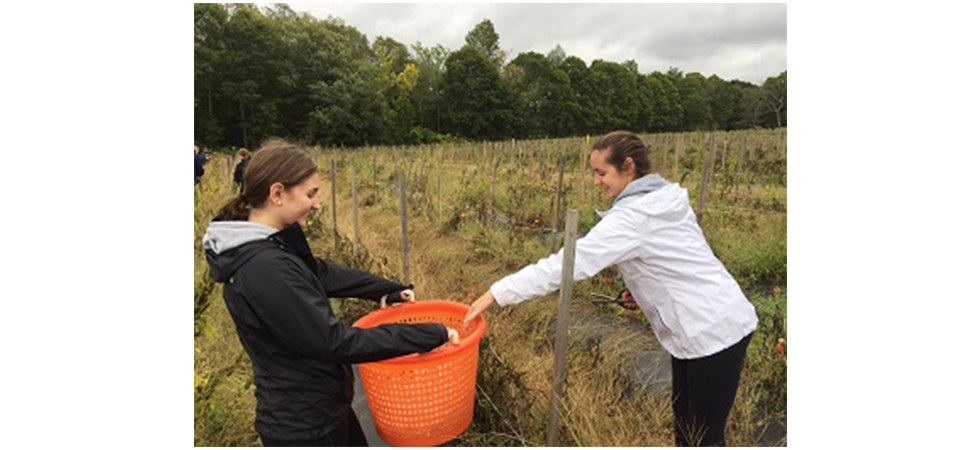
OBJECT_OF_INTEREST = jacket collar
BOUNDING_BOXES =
[270,222,319,274]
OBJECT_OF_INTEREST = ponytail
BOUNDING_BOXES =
[215,194,251,221]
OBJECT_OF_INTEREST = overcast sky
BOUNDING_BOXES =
[273,3,786,85]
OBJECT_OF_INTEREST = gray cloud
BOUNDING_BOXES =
[274,3,786,84]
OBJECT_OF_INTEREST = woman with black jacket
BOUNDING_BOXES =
[233,147,250,194]
[202,139,458,447]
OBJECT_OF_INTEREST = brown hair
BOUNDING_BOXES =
[215,138,318,221]
[591,130,654,180]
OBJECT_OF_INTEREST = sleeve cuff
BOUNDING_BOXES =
[490,279,520,307]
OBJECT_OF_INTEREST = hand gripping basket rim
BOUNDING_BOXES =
[351,300,486,365]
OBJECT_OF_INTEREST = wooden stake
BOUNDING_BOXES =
[721,135,728,176]
[420,146,427,193]
[696,135,717,223]
[673,135,682,181]
[437,146,443,218]
[488,143,497,224]
[550,155,566,252]
[736,131,746,195]
[399,171,409,284]
[331,159,338,251]
[546,208,579,447]
[781,128,787,159]
[351,166,359,254]
[580,136,588,207]
[393,147,400,178]
[529,139,535,179]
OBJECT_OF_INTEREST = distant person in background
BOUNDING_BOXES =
[202,138,459,447]
[464,130,758,447]
[233,148,250,194]
[194,141,205,185]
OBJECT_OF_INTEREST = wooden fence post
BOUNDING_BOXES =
[331,159,338,251]
[420,145,427,194]
[696,135,717,223]
[436,145,443,218]
[399,171,410,284]
[488,143,497,225]
[393,147,400,179]
[781,128,787,159]
[585,135,592,212]
[351,166,359,255]
[721,134,728,176]
[546,208,579,447]
[673,135,682,182]
[550,155,566,252]
[580,136,588,207]
[736,131,746,195]
[226,153,233,183]
[529,139,535,179]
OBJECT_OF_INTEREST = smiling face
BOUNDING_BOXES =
[270,173,321,228]
[590,148,636,199]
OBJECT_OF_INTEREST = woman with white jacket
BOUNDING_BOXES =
[463,130,758,447]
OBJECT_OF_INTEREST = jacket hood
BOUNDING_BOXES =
[598,173,676,218]
[203,221,279,255]
[203,221,280,283]
[613,173,669,205]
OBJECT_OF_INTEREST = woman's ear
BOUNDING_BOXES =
[270,182,285,206]
[625,157,636,176]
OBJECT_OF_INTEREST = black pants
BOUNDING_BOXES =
[671,332,752,447]
[260,408,368,447]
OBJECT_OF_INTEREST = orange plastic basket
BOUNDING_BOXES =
[352,301,486,446]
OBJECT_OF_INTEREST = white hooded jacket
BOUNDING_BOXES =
[490,174,758,359]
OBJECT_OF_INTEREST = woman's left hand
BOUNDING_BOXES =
[463,290,496,326]
[617,289,639,310]
[399,289,415,303]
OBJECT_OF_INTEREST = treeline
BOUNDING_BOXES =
[195,3,787,149]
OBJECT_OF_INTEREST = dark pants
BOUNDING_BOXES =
[671,332,752,447]
[260,408,368,447]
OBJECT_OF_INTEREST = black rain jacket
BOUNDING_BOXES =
[233,157,249,193]
[204,221,448,440]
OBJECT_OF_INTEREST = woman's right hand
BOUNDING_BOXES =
[447,328,460,345]
[463,290,496,326]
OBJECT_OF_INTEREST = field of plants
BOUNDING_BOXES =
[194,129,787,446]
